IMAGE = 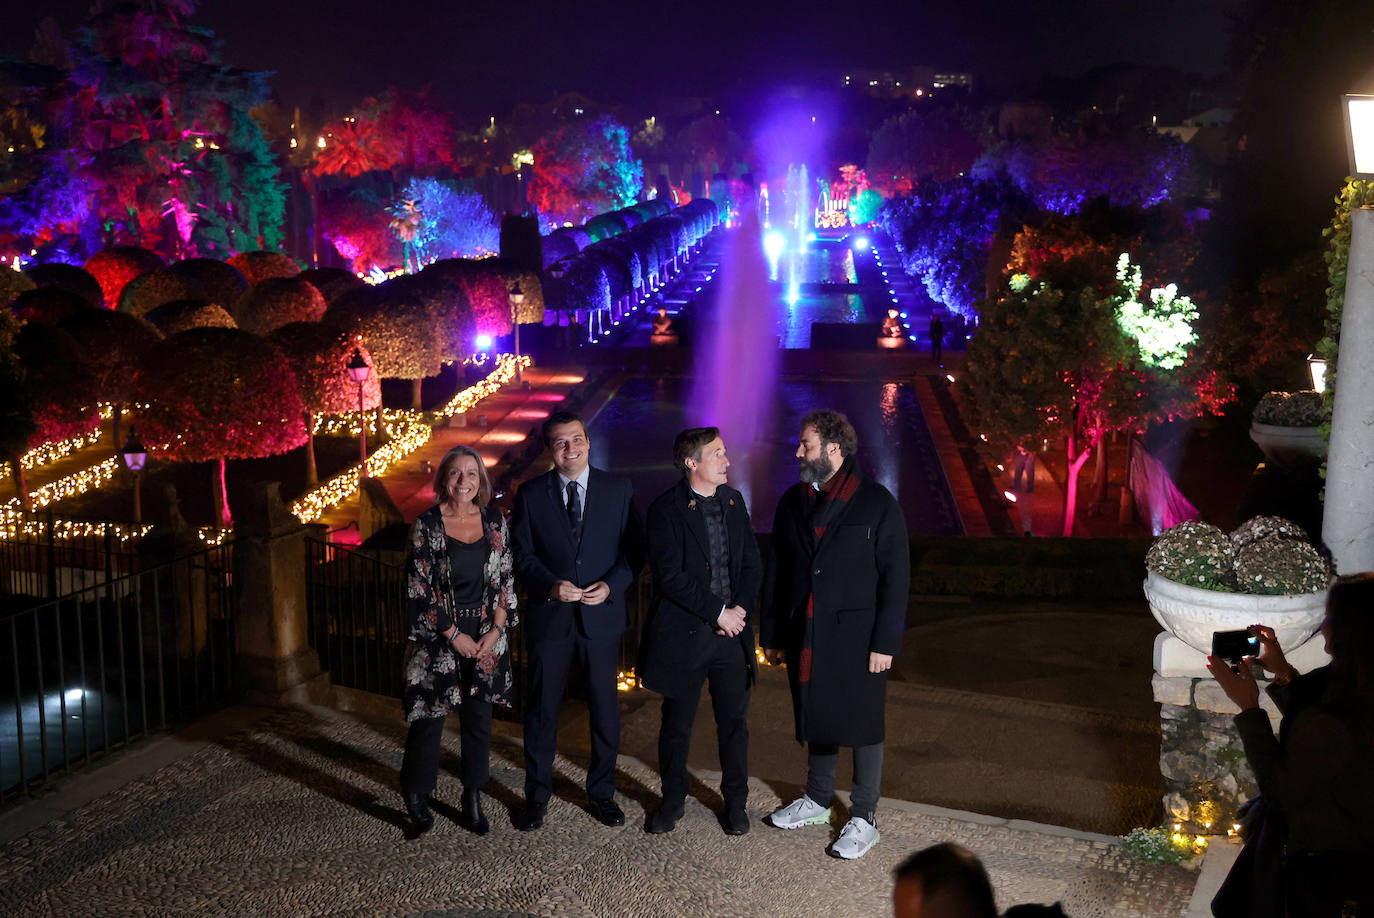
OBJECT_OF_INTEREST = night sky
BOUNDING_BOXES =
[5,0,1234,116]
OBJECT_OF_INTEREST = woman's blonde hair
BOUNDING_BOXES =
[433,445,492,509]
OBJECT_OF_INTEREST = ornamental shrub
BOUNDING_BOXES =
[144,300,238,335]
[168,258,248,308]
[227,250,300,286]
[131,326,307,463]
[1146,520,1235,591]
[118,270,207,317]
[298,268,366,305]
[1252,391,1327,427]
[1147,516,1330,595]
[85,246,166,308]
[268,322,381,416]
[10,288,95,326]
[487,259,546,325]
[1120,827,1197,865]
[234,277,329,335]
[423,260,509,338]
[22,263,101,308]
[13,321,99,449]
[1,268,36,309]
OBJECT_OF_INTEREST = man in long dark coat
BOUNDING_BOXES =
[638,427,761,835]
[760,409,910,859]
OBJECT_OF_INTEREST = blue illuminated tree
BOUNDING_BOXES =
[388,178,499,266]
[530,117,643,228]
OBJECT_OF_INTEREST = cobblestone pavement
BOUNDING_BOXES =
[0,706,1199,918]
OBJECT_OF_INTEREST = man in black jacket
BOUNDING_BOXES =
[509,410,640,831]
[638,427,762,835]
[761,409,910,859]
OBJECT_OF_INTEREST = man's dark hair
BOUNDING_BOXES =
[673,426,720,475]
[541,410,586,446]
[801,409,857,458]
[893,843,997,918]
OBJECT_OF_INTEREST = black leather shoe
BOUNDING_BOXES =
[588,797,625,827]
[514,800,547,832]
[723,803,750,836]
[459,787,489,836]
[403,792,434,835]
[647,804,682,834]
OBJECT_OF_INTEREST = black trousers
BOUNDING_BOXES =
[523,633,621,804]
[657,636,751,810]
[399,695,493,796]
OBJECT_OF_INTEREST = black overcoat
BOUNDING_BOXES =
[760,470,910,746]
[637,479,762,698]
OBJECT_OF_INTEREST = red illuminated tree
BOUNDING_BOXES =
[132,327,307,528]
[866,109,984,197]
[529,117,643,227]
[227,251,299,286]
[85,247,166,309]
[269,322,381,485]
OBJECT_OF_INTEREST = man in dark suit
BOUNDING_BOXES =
[510,410,639,830]
[760,409,910,860]
[638,427,761,836]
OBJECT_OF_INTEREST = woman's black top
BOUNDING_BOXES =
[447,534,487,618]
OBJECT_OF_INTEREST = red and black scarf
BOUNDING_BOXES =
[798,458,859,684]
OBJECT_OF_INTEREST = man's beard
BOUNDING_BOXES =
[798,455,834,485]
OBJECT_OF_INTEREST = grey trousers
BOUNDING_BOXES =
[805,742,884,824]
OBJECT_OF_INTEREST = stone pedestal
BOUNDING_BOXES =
[1325,206,1374,573]
[232,484,329,705]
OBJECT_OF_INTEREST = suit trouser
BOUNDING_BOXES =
[523,632,621,804]
[805,742,884,824]
[657,636,751,810]
[399,696,493,796]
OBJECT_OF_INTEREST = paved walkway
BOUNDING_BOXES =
[0,701,1216,918]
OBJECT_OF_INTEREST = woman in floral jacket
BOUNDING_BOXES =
[400,445,517,837]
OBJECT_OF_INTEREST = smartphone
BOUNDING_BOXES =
[1212,629,1259,668]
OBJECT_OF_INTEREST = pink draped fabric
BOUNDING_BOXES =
[1129,440,1200,536]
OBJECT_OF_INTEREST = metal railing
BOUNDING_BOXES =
[0,543,236,804]
[0,515,143,604]
[305,538,652,721]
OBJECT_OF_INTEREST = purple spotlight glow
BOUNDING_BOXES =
[475,334,493,349]
[852,236,870,250]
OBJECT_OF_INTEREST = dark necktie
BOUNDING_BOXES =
[566,480,581,532]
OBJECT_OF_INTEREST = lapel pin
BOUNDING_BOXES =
[688,499,697,510]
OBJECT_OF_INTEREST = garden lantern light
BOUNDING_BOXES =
[1307,354,1327,393]
[347,347,371,470]
[509,281,526,383]
[120,428,147,523]
[1342,68,1374,179]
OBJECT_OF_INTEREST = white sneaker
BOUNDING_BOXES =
[828,816,880,859]
[766,795,832,829]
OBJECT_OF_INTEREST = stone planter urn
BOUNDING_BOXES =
[1248,421,1326,468]
[1146,571,1330,832]
[1144,570,1328,662]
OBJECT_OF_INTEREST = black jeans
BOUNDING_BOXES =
[657,636,751,810]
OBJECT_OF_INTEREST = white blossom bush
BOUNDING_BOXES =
[1146,521,1235,591]
[1253,390,1326,427]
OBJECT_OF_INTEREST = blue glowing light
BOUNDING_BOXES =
[475,334,493,349]
[763,229,786,260]
[852,236,870,250]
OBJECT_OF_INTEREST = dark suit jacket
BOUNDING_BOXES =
[510,466,639,644]
[638,480,762,698]
[760,468,910,746]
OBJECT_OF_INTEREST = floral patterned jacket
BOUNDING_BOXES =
[402,503,519,721]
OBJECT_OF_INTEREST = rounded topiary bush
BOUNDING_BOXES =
[144,300,238,335]
[1,267,37,308]
[118,270,207,318]
[488,260,545,324]
[23,262,103,308]
[85,246,166,308]
[298,267,365,305]
[9,287,96,326]
[168,258,248,307]
[268,321,382,416]
[233,278,328,335]
[227,250,300,286]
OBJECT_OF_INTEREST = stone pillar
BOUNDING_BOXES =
[1152,633,1330,834]
[232,484,328,705]
[1324,206,1374,573]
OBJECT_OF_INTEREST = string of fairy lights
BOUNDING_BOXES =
[0,404,115,483]
[0,355,530,541]
[290,354,529,523]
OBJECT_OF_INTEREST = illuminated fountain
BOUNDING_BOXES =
[688,210,779,507]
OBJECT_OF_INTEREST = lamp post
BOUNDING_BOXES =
[1325,72,1374,573]
[347,347,371,473]
[120,428,147,523]
[508,281,526,383]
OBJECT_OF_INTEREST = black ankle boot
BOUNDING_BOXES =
[404,792,434,834]
[459,787,489,835]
